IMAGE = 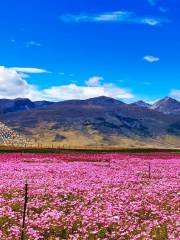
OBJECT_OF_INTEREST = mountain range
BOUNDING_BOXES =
[0,96,179,148]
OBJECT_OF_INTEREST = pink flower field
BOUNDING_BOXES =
[0,153,179,240]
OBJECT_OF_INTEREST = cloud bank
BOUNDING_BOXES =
[60,11,170,26]
[0,66,134,101]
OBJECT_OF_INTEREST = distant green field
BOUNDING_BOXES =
[0,146,179,154]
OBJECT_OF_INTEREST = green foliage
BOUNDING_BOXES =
[150,224,168,240]
[11,202,22,212]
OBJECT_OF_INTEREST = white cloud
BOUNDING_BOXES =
[60,11,131,23]
[0,66,134,101]
[143,55,160,63]
[170,89,180,101]
[94,11,130,22]
[26,41,41,48]
[140,18,161,26]
[11,67,48,73]
[60,11,169,26]
[0,66,38,99]
[42,83,134,101]
[86,76,103,86]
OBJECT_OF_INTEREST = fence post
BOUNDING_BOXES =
[21,180,28,240]
[148,162,151,179]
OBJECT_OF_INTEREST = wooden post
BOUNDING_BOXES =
[148,162,151,179]
[21,180,28,240]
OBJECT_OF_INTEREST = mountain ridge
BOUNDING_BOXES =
[132,100,151,108]
[150,97,180,114]
[0,95,179,114]
[0,95,179,148]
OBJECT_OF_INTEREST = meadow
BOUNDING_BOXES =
[0,152,179,239]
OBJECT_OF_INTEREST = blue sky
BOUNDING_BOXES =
[0,0,179,102]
